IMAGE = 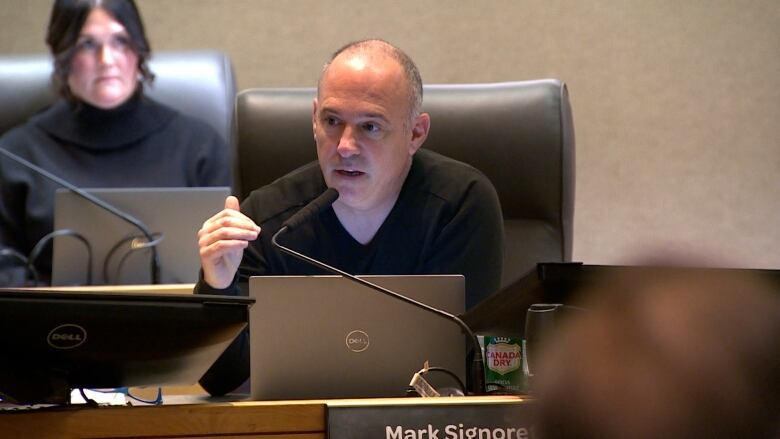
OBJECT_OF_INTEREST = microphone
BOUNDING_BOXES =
[0,146,162,284]
[271,188,487,395]
[281,187,340,230]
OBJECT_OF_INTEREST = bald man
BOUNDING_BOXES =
[195,39,503,396]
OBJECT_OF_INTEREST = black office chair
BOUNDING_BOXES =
[0,50,236,161]
[235,80,575,291]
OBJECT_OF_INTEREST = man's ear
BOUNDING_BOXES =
[409,112,430,155]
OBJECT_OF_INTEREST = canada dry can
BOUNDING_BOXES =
[483,335,526,393]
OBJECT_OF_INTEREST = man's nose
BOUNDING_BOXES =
[336,126,360,157]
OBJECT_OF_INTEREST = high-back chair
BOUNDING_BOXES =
[235,80,575,290]
[0,50,236,160]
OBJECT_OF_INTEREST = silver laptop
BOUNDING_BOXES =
[249,275,466,400]
[52,187,230,285]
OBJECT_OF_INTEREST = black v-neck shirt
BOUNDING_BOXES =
[195,149,503,395]
[197,149,503,307]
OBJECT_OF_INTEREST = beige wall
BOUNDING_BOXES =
[2,0,778,269]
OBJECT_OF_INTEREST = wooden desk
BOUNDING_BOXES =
[0,396,532,439]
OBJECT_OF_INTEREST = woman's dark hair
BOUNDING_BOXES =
[46,0,154,101]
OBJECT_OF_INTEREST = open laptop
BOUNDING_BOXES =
[249,275,467,400]
[52,187,230,285]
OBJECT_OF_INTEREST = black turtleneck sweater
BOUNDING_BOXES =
[0,94,231,285]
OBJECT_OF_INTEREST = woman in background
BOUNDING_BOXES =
[0,0,231,285]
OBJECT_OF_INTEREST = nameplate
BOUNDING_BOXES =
[327,398,537,439]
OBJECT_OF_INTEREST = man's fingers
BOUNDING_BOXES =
[199,216,259,237]
[198,226,259,247]
[199,197,250,290]
[200,239,249,258]
[201,209,259,233]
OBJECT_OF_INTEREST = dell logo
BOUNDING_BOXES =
[47,324,87,349]
[345,330,370,353]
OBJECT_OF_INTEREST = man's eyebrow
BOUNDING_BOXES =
[319,107,389,122]
[360,112,389,122]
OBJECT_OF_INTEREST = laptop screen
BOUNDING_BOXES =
[249,275,467,400]
[52,187,229,285]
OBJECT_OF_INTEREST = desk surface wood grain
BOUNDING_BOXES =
[0,396,526,439]
[0,400,326,439]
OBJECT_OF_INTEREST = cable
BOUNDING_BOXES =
[416,365,467,395]
[103,236,136,283]
[90,387,163,405]
[0,248,39,286]
[407,362,468,397]
[102,233,163,284]
[0,247,28,265]
[77,388,99,407]
[123,387,163,405]
[113,244,148,283]
[27,229,93,285]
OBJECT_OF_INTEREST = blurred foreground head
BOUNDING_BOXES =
[536,268,780,439]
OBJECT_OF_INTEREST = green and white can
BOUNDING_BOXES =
[482,335,526,393]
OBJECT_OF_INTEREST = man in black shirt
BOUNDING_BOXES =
[195,39,503,395]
